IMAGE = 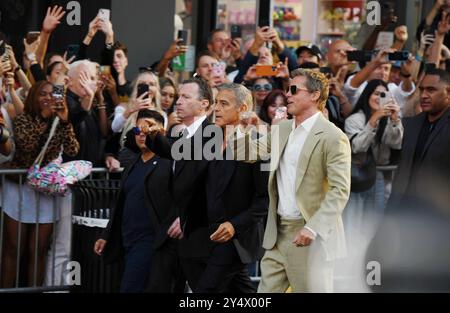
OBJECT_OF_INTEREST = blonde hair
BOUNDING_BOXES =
[290,68,329,111]
[119,71,165,148]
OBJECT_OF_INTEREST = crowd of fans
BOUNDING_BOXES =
[0,0,449,292]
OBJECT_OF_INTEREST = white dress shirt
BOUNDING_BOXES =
[276,112,321,235]
[173,115,207,173]
[184,115,207,138]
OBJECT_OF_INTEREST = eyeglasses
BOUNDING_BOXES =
[286,85,310,95]
[253,84,273,92]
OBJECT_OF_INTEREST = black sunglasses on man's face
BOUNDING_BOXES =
[286,85,309,95]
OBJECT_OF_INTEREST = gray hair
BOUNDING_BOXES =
[290,68,329,110]
[67,60,97,78]
[217,83,253,109]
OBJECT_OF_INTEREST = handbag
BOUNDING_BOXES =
[350,135,377,193]
[26,117,93,196]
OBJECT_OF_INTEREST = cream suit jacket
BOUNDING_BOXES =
[236,114,351,260]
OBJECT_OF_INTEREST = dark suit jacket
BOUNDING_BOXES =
[206,151,269,264]
[100,154,173,263]
[145,119,221,258]
[388,108,450,212]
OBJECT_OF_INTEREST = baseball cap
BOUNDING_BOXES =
[295,43,324,61]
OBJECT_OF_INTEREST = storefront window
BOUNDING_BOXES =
[318,0,365,53]
[273,0,303,49]
[216,0,258,42]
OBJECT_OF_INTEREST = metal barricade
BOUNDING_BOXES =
[0,168,121,293]
[71,178,122,293]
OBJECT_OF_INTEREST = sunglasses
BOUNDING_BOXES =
[132,127,143,135]
[286,85,309,95]
[253,83,272,92]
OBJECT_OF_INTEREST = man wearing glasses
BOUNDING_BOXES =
[236,69,351,292]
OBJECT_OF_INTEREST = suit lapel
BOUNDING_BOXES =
[420,108,450,161]
[215,157,236,199]
[271,120,292,171]
[295,115,324,191]
[174,119,210,177]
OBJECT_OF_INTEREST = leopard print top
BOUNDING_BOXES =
[7,113,80,169]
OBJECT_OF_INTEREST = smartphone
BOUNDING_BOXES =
[259,18,270,28]
[347,50,372,63]
[230,25,242,39]
[178,30,188,45]
[99,65,111,75]
[66,44,80,61]
[379,91,392,108]
[52,84,65,99]
[137,83,149,99]
[319,67,332,78]
[274,107,287,120]
[388,51,409,61]
[255,65,278,77]
[424,63,437,73]
[212,62,226,77]
[26,31,40,45]
[98,8,110,21]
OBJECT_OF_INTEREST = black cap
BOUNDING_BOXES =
[295,43,323,60]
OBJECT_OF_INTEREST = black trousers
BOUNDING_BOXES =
[195,242,256,293]
[146,239,186,293]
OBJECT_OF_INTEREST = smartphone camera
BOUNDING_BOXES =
[178,30,188,46]
[137,83,150,99]
[231,25,242,39]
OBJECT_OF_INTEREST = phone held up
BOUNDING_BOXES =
[379,91,392,108]
[255,65,278,77]
[178,30,188,46]
[230,25,242,39]
[98,8,110,21]
[137,83,150,100]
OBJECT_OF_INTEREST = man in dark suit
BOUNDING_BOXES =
[93,110,175,293]
[387,68,450,211]
[195,83,269,293]
[145,78,219,292]
[367,69,450,292]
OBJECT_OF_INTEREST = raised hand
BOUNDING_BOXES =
[42,6,66,33]
[5,45,19,71]
[0,59,12,76]
[79,70,96,100]
[23,36,41,57]
[61,51,76,71]
[51,98,69,122]
[88,16,102,37]
[419,31,435,53]
[276,57,290,79]
[163,39,189,61]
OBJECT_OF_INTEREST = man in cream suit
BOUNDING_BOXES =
[236,69,351,292]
